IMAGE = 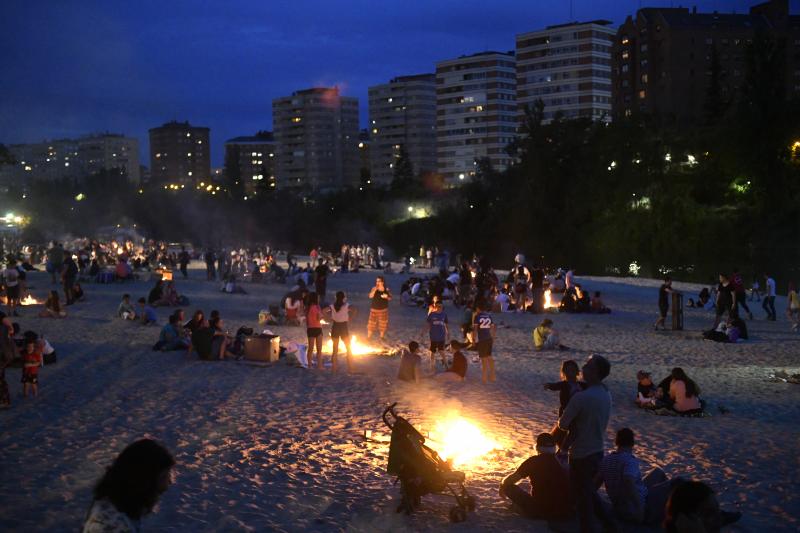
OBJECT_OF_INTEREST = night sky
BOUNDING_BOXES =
[1,0,761,167]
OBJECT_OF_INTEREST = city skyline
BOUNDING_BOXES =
[1,0,764,167]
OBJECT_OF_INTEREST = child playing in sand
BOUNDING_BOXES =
[397,341,422,383]
[533,319,567,351]
[21,335,42,398]
[138,297,157,325]
[118,294,136,320]
[543,360,586,416]
[38,290,66,318]
[635,370,658,407]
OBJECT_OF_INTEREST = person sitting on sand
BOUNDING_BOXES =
[591,291,611,314]
[147,280,169,307]
[284,293,303,326]
[82,439,175,533]
[635,370,658,408]
[435,340,468,382]
[72,282,85,302]
[39,290,66,318]
[499,432,570,520]
[138,297,157,325]
[190,319,213,360]
[663,480,742,532]
[117,294,136,320]
[666,367,702,414]
[114,257,133,281]
[210,316,236,360]
[596,428,684,526]
[153,314,189,352]
[184,310,205,334]
[397,341,422,384]
[533,318,567,351]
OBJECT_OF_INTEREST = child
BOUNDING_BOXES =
[436,339,468,381]
[590,291,611,314]
[543,360,586,416]
[118,294,136,320]
[138,297,157,325]
[397,341,422,383]
[635,370,658,407]
[38,290,66,318]
[472,301,496,383]
[460,301,474,342]
[424,297,448,370]
[21,334,42,398]
[533,318,567,351]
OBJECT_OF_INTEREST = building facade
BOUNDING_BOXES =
[148,121,210,185]
[368,74,437,185]
[612,0,800,123]
[0,134,140,185]
[435,51,517,184]
[272,87,360,190]
[224,132,277,195]
[517,21,615,123]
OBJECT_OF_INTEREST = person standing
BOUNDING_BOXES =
[712,273,736,330]
[472,300,497,383]
[314,258,330,305]
[325,291,356,373]
[367,276,392,342]
[47,242,64,285]
[178,247,190,279]
[423,297,448,370]
[552,354,612,533]
[654,278,674,330]
[763,273,776,321]
[204,249,216,281]
[61,253,79,306]
[787,282,800,332]
[3,259,21,316]
[730,268,753,320]
[305,292,323,370]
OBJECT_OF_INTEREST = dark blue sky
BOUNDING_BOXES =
[1,0,761,166]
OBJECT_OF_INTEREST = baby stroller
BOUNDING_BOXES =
[382,403,475,522]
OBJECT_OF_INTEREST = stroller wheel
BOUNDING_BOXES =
[449,506,467,523]
[465,495,476,512]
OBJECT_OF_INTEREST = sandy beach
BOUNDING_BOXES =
[0,265,798,532]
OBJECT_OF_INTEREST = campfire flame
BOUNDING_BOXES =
[21,295,41,306]
[324,335,381,356]
[544,289,553,309]
[427,416,499,468]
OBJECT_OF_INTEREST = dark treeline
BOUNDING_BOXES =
[4,35,799,283]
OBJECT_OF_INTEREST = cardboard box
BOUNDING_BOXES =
[243,335,280,362]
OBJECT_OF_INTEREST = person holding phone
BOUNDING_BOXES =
[367,276,392,342]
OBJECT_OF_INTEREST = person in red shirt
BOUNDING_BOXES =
[22,336,42,398]
[305,292,323,369]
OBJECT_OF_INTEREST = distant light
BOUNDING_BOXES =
[458,173,465,180]
[407,206,413,212]
[75,193,85,201]
[358,142,364,148]
[138,189,143,194]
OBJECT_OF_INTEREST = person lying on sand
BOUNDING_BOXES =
[499,433,570,520]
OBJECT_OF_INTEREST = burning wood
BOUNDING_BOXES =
[426,416,499,468]
[324,335,382,356]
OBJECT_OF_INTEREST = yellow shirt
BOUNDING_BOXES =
[533,326,550,350]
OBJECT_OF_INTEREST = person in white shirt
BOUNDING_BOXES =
[3,260,20,316]
[762,273,777,321]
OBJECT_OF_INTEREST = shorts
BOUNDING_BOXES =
[307,327,322,338]
[476,339,493,358]
[331,322,349,340]
[6,285,19,300]
[22,372,38,384]
[430,340,445,353]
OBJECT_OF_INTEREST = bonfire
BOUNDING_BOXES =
[21,295,41,306]
[323,335,383,356]
[426,415,500,469]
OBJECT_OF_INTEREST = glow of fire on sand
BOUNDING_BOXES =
[323,335,381,356]
[426,416,499,468]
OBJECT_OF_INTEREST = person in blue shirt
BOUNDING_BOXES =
[472,300,497,383]
[137,297,157,325]
[423,297,449,370]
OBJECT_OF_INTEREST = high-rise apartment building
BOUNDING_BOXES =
[612,0,799,123]
[224,132,277,195]
[368,74,437,185]
[272,87,360,190]
[148,121,210,185]
[435,51,517,184]
[517,21,615,123]
[0,134,140,185]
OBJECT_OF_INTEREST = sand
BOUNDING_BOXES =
[0,265,798,532]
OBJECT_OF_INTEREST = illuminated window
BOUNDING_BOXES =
[638,90,646,99]
[622,51,629,59]
[291,117,302,123]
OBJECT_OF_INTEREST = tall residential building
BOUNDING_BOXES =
[368,74,437,185]
[612,0,799,123]
[272,87,360,190]
[224,132,277,195]
[0,134,139,185]
[148,121,210,185]
[435,51,517,184]
[516,21,615,123]
[78,134,140,183]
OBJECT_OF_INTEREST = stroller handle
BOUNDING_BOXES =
[382,402,399,429]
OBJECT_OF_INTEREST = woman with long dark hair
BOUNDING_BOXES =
[306,292,324,369]
[324,291,356,373]
[83,438,175,532]
[669,367,702,414]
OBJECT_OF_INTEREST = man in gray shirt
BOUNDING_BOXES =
[552,354,612,533]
